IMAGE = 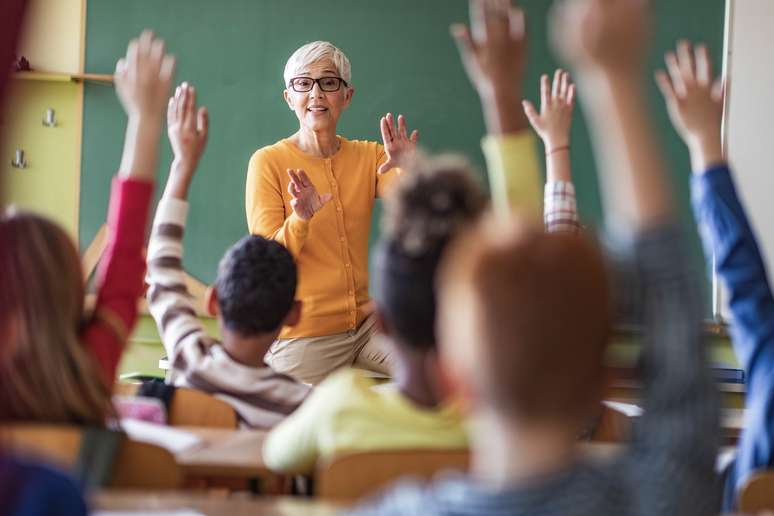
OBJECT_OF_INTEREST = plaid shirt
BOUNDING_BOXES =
[544,181,581,234]
[348,224,720,516]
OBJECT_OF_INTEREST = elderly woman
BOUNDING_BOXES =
[246,41,417,385]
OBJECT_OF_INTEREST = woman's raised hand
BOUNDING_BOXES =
[378,113,419,174]
[287,169,333,220]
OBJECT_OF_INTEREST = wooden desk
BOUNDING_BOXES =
[174,427,269,479]
[91,491,338,516]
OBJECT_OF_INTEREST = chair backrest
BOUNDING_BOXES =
[0,424,182,489]
[739,470,774,512]
[316,449,470,502]
[168,388,238,428]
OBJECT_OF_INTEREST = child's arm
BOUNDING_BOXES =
[658,41,774,507]
[451,0,542,220]
[552,0,719,511]
[146,83,211,368]
[81,31,175,385]
[523,69,581,233]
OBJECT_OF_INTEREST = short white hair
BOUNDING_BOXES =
[283,41,352,87]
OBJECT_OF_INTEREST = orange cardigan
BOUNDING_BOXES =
[246,137,399,339]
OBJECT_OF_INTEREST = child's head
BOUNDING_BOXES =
[209,235,300,338]
[0,210,112,424]
[437,218,611,428]
[374,153,486,350]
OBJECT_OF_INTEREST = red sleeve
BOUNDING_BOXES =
[81,177,153,385]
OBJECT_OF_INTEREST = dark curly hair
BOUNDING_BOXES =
[374,153,487,350]
[215,235,297,336]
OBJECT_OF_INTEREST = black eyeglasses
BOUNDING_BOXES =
[289,76,348,93]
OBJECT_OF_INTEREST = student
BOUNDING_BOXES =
[0,455,87,516]
[260,155,483,475]
[655,40,770,510]
[348,0,720,515]
[146,84,310,429]
[0,31,174,424]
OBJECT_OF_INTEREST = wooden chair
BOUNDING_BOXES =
[114,383,238,429]
[0,424,182,489]
[739,470,774,512]
[168,388,238,429]
[316,449,470,503]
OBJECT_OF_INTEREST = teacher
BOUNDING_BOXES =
[246,41,418,385]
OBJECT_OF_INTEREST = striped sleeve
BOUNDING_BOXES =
[146,197,209,373]
[544,181,581,234]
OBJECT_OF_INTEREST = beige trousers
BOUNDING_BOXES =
[263,313,394,385]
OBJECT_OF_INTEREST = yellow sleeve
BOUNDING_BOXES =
[262,374,342,475]
[245,150,310,257]
[481,131,542,221]
[375,143,403,198]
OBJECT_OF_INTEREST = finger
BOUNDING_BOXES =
[522,100,540,129]
[287,169,302,189]
[450,24,478,77]
[677,40,695,84]
[377,159,393,175]
[409,129,419,144]
[664,52,687,96]
[288,180,298,198]
[397,114,408,140]
[560,71,569,100]
[125,39,139,73]
[175,85,185,122]
[567,83,576,108]
[711,77,725,102]
[470,0,487,43]
[297,169,313,188]
[695,44,711,86]
[184,84,197,130]
[540,74,550,110]
[150,37,166,72]
[380,116,393,147]
[160,54,176,84]
[167,97,176,123]
[114,58,127,76]
[508,6,526,41]
[319,193,333,205]
[137,30,154,61]
[654,70,677,103]
[385,113,395,142]
[552,69,562,99]
[197,107,209,137]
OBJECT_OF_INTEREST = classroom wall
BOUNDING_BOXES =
[1,0,84,239]
[721,0,774,319]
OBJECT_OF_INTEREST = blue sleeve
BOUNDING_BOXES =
[691,164,774,508]
[8,461,87,516]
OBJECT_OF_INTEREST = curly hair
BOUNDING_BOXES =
[374,153,487,350]
[215,236,297,335]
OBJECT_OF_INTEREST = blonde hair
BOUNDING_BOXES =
[283,41,352,86]
[0,210,113,425]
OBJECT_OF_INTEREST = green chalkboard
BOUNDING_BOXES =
[81,0,724,310]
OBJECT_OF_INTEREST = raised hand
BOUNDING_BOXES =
[451,0,526,100]
[115,31,176,182]
[164,82,209,199]
[287,169,332,220]
[378,113,418,174]
[451,0,528,134]
[550,0,649,76]
[168,83,209,167]
[523,69,576,151]
[655,41,724,172]
[114,30,176,119]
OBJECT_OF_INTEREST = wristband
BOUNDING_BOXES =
[546,145,570,156]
